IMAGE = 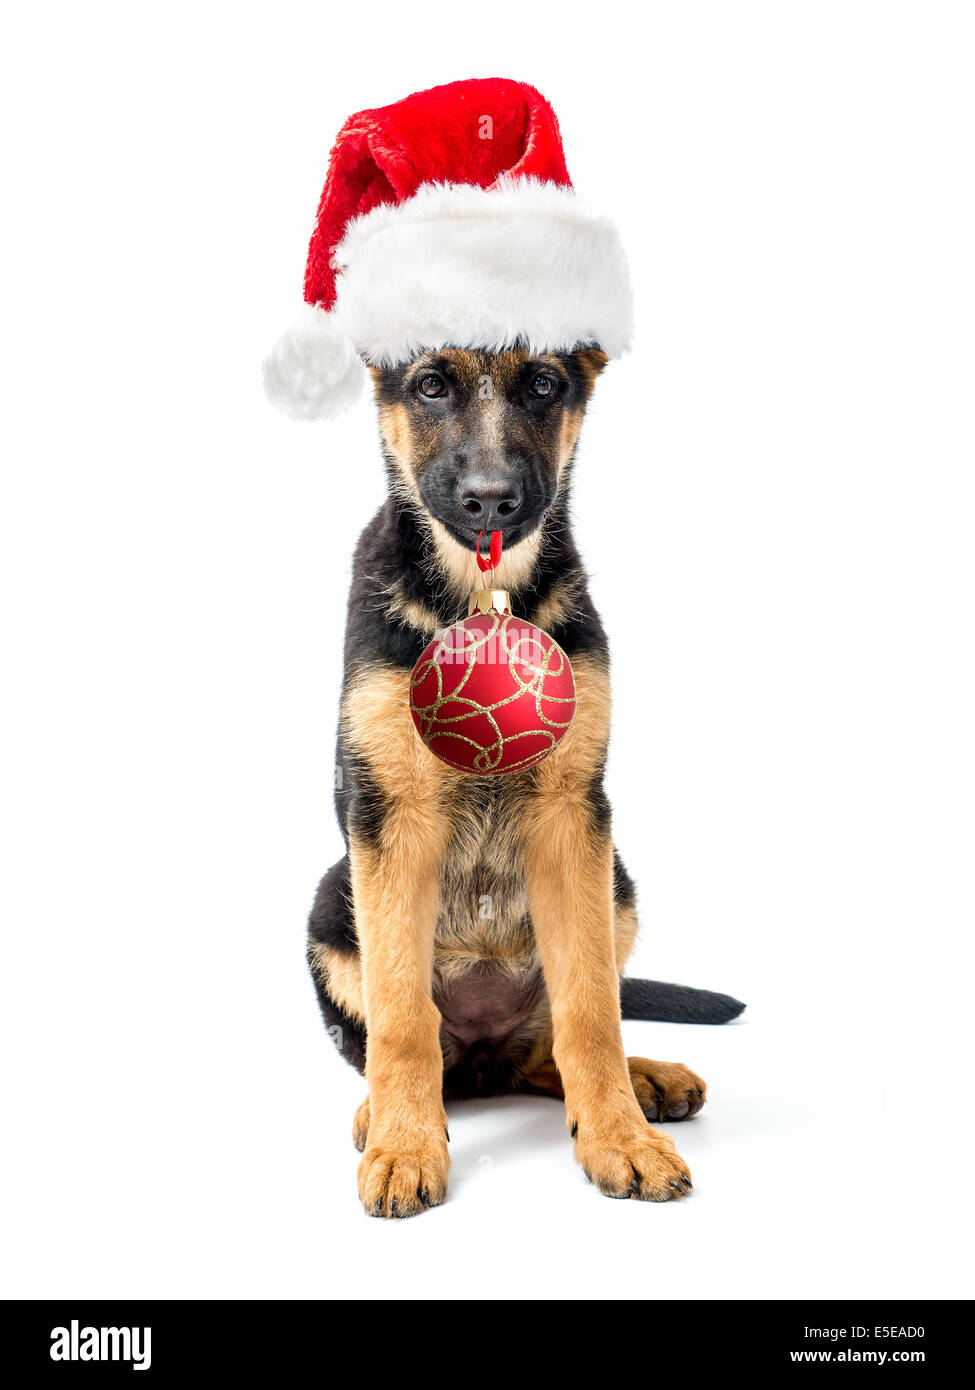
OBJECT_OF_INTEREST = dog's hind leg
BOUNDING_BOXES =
[624,1058,705,1121]
[307,855,368,1074]
[521,1054,706,1121]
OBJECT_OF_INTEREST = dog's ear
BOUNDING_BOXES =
[574,347,609,394]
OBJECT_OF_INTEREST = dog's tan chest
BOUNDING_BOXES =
[433,780,538,979]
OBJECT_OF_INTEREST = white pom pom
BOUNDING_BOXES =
[262,305,365,421]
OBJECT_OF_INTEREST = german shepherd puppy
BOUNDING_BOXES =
[308,345,744,1217]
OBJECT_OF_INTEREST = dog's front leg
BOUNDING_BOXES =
[525,796,693,1201]
[342,667,452,1217]
[349,803,449,1218]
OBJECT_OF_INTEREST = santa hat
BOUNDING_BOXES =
[263,77,633,421]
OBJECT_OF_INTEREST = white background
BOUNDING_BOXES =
[2,1,973,1300]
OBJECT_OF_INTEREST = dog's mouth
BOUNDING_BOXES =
[429,511,545,554]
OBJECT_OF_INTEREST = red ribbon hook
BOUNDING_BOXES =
[475,529,503,575]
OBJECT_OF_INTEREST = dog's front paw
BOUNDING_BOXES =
[573,1120,692,1202]
[357,1128,450,1218]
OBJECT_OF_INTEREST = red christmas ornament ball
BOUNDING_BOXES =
[410,608,576,775]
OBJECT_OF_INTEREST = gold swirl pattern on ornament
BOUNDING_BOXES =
[409,613,576,772]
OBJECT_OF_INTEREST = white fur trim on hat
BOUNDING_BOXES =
[264,176,633,421]
[334,177,633,367]
[262,305,365,422]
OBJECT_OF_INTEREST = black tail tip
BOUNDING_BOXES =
[706,991,747,1023]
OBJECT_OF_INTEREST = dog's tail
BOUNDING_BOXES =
[621,977,746,1025]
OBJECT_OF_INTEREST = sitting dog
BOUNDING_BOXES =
[263,78,743,1217]
[307,346,743,1216]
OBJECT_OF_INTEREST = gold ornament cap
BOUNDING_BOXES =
[468,589,511,617]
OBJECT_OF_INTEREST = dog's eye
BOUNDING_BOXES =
[417,373,447,400]
[529,373,558,399]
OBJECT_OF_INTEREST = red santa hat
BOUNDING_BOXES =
[263,77,634,421]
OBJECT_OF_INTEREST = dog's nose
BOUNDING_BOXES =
[458,474,523,529]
